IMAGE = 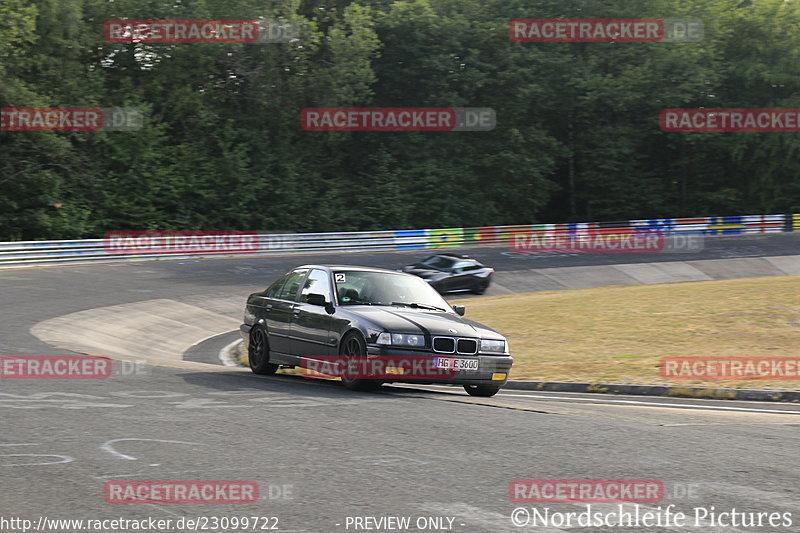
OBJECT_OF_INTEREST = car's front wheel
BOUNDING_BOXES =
[464,384,500,397]
[340,332,380,392]
[249,326,279,375]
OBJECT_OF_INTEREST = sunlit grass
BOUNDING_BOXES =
[451,276,800,389]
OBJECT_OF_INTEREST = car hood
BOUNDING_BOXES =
[402,265,447,279]
[350,306,503,339]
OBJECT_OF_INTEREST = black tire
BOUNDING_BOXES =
[248,326,279,375]
[464,384,500,397]
[472,279,490,295]
[339,332,380,391]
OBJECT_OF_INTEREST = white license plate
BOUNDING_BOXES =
[434,357,479,371]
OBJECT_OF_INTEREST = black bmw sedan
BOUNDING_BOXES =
[240,265,513,396]
[401,254,494,294]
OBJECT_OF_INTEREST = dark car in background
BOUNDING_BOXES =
[241,265,512,397]
[401,254,494,294]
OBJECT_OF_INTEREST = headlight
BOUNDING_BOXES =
[374,331,424,347]
[391,333,424,347]
[371,330,391,345]
[480,339,506,353]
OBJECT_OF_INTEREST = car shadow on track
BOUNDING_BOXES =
[176,367,461,403]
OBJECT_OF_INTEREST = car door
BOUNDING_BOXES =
[446,261,473,291]
[431,258,456,292]
[461,264,486,290]
[265,268,308,359]
[290,268,335,358]
[249,274,286,322]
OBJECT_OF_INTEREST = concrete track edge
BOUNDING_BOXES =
[503,380,800,402]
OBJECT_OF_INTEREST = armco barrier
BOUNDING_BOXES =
[0,213,796,269]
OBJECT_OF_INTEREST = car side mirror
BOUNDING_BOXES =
[307,293,327,306]
[453,305,465,316]
[308,293,335,314]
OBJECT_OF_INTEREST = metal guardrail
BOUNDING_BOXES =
[0,214,794,269]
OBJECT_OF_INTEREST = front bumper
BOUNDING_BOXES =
[239,323,251,349]
[365,345,513,386]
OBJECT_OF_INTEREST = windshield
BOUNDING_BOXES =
[420,255,456,270]
[334,270,451,310]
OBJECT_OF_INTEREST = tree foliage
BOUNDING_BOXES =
[1,0,799,239]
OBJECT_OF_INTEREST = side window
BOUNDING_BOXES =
[436,257,456,270]
[266,275,288,298]
[275,269,308,301]
[300,269,332,303]
[452,261,471,272]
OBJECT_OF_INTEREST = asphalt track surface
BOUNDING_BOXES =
[1,233,799,533]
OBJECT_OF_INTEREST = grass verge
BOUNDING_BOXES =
[450,276,800,389]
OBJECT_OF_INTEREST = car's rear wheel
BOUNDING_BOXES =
[340,332,380,392]
[249,326,279,375]
[464,384,500,397]
[472,279,490,295]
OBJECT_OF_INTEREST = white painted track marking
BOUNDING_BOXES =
[100,438,204,461]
